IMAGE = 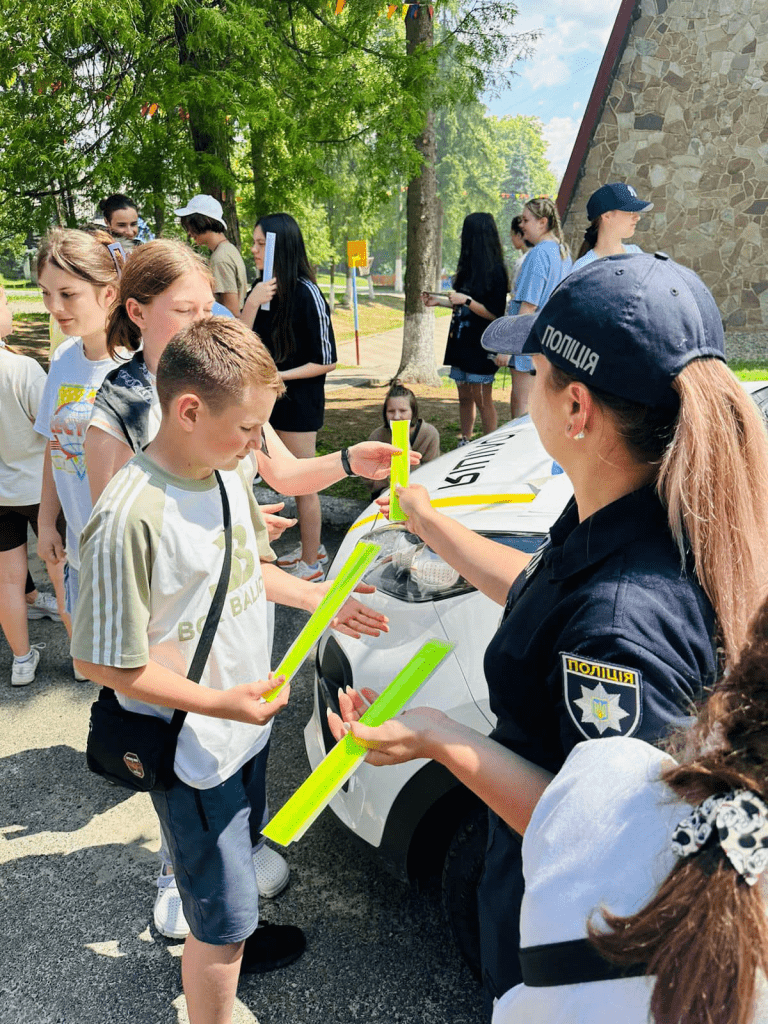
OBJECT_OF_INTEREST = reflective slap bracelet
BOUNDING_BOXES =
[389,418,411,522]
[262,540,381,702]
[262,637,455,845]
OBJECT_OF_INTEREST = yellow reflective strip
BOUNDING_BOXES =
[349,492,536,531]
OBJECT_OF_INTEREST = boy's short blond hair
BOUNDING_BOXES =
[156,316,285,413]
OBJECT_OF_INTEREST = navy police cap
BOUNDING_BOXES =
[484,253,726,410]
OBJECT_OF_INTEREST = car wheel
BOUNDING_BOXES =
[441,805,487,979]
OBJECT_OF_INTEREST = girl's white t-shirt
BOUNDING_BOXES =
[34,337,120,568]
[0,349,48,506]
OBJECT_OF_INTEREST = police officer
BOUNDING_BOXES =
[329,254,768,1012]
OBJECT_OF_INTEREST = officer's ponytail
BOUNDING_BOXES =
[589,596,768,1024]
[548,357,768,669]
[658,358,768,667]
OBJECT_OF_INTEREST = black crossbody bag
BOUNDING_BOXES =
[85,472,232,793]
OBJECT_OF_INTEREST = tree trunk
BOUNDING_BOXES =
[397,7,441,385]
[174,4,240,249]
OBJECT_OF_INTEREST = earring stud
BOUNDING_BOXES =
[575,431,586,440]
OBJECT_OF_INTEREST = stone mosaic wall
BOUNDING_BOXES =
[562,0,768,357]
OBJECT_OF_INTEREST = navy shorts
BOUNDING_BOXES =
[151,741,271,945]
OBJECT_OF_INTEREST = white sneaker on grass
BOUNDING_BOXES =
[27,591,62,621]
[254,845,290,898]
[11,644,44,687]
[154,870,189,939]
[277,543,328,570]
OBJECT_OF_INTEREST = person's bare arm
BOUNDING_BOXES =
[384,483,532,606]
[37,443,66,563]
[330,691,552,837]
[72,658,290,725]
[256,425,421,495]
[216,291,241,316]
[279,361,337,381]
[85,427,134,504]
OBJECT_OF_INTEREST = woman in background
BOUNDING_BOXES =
[495,197,572,419]
[570,181,652,274]
[424,212,508,446]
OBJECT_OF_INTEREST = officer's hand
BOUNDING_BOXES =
[328,686,447,766]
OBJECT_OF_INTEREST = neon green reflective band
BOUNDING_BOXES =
[389,418,410,522]
[262,540,381,702]
[262,638,455,845]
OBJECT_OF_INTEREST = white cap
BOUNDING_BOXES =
[174,194,227,230]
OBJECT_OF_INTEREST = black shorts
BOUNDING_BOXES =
[270,377,326,433]
[0,504,67,553]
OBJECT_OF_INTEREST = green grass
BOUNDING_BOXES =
[10,311,48,322]
[730,361,768,380]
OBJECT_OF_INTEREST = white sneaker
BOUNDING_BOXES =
[27,591,62,621]
[291,559,325,582]
[254,845,290,898]
[11,644,44,687]
[154,871,189,939]
[277,543,328,570]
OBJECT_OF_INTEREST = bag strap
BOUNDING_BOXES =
[167,471,232,739]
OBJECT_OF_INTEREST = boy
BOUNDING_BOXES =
[72,317,387,1023]
[175,194,248,315]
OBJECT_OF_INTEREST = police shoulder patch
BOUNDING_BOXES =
[562,653,642,740]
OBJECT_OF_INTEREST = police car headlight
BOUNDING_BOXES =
[361,524,472,603]
[360,524,547,604]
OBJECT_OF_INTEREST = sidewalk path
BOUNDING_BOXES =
[328,312,451,389]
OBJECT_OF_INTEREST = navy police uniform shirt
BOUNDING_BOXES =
[484,486,718,775]
[477,486,718,1004]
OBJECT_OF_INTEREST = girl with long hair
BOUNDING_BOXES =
[98,193,143,250]
[424,212,508,445]
[494,197,572,419]
[34,228,124,636]
[239,212,337,581]
[571,181,653,273]
[330,253,768,1016]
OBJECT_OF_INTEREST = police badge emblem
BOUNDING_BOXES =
[562,653,642,739]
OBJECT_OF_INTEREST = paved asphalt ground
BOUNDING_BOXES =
[0,500,483,1024]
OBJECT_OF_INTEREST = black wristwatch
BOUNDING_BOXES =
[464,296,473,307]
[340,448,355,476]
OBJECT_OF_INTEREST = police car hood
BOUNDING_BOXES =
[343,417,574,549]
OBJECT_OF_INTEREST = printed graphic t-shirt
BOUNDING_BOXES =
[34,337,120,568]
[72,454,276,789]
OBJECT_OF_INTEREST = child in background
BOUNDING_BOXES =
[34,229,124,638]
[0,285,62,685]
[72,317,387,1021]
[362,381,440,499]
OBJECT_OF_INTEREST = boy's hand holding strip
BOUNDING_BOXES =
[263,540,381,702]
[389,419,410,522]
[262,638,455,846]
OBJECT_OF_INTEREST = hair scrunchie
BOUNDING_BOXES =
[672,789,768,886]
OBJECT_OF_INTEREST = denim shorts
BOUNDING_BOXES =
[513,355,533,372]
[450,366,497,385]
[151,742,271,945]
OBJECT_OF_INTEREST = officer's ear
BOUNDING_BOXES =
[567,381,593,436]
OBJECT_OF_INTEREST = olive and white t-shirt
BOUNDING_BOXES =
[72,453,275,789]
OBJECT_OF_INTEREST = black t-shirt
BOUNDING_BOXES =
[443,263,508,376]
[252,278,337,433]
[484,486,718,775]
[91,352,152,453]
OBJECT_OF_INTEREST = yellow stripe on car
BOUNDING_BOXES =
[349,492,536,531]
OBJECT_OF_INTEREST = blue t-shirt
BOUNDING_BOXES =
[507,240,572,316]
[570,243,642,275]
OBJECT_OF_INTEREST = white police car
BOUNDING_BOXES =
[304,381,768,974]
